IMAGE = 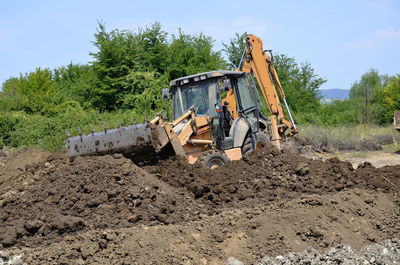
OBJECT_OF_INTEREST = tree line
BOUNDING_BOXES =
[298,69,400,126]
[0,22,399,151]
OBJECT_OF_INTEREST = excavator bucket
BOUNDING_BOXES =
[66,120,171,162]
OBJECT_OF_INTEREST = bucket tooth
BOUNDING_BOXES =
[66,121,153,158]
[144,114,148,123]
[78,128,83,141]
[130,117,135,125]
[104,122,108,133]
[117,119,122,130]
[91,125,95,136]
[66,130,71,138]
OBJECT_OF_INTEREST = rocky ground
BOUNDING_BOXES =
[0,144,399,264]
[226,238,400,265]
[0,251,25,265]
[253,238,400,265]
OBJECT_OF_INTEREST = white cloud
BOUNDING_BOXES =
[352,26,400,50]
[375,27,400,39]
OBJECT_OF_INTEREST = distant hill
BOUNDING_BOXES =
[319,89,349,99]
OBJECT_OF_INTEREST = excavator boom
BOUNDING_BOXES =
[240,34,297,148]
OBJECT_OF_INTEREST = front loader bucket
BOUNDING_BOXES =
[67,123,157,161]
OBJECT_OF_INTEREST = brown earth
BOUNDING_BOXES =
[0,145,399,264]
[0,148,50,180]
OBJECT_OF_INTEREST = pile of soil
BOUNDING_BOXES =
[9,188,400,264]
[145,144,399,209]
[0,148,50,181]
[0,144,399,264]
[0,152,196,248]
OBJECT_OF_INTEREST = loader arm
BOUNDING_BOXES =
[240,34,297,148]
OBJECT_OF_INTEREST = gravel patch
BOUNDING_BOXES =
[257,238,400,265]
[227,238,400,265]
[0,252,25,265]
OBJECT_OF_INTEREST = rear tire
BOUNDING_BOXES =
[242,131,270,155]
[255,131,269,150]
[241,135,253,155]
[200,150,229,169]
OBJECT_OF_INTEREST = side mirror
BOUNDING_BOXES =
[223,79,231,92]
[162,87,169,100]
[215,102,222,113]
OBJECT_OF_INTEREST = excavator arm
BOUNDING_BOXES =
[240,34,297,148]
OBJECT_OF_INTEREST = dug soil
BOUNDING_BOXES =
[0,144,399,264]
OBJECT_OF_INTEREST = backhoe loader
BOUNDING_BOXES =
[66,35,297,168]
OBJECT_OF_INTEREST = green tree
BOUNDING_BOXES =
[377,74,400,123]
[0,68,61,115]
[89,22,226,110]
[273,54,326,113]
[222,32,247,70]
[90,22,140,110]
[135,22,169,73]
[53,63,97,109]
[121,71,168,114]
[166,29,227,80]
[349,69,386,124]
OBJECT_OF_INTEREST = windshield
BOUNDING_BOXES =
[236,74,259,111]
[172,79,217,120]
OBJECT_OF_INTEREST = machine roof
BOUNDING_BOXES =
[170,70,244,87]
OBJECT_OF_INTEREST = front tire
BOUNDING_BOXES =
[200,150,229,169]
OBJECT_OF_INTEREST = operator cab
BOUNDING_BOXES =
[170,70,265,149]
[170,70,261,118]
[171,77,217,118]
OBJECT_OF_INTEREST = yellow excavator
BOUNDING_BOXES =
[66,35,297,168]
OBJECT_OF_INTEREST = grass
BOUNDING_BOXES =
[298,124,397,141]
[297,124,400,151]
[339,151,370,159]
[382,143,400,153]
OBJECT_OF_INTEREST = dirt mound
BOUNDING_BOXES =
[145,144,399,209]
[0,148,50,187]
[0,152,196,248]
[1,145,399,264]
[10,189,400,265]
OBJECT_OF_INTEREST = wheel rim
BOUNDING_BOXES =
[207,158,225,169]
[256,141,266,150]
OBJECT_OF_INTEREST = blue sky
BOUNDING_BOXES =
[1,0,399,90]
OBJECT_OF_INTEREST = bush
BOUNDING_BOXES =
[0,107,152,152]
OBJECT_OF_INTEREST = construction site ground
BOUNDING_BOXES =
[0,142,399,264]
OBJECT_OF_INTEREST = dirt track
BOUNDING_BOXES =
[0,145,399,264]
